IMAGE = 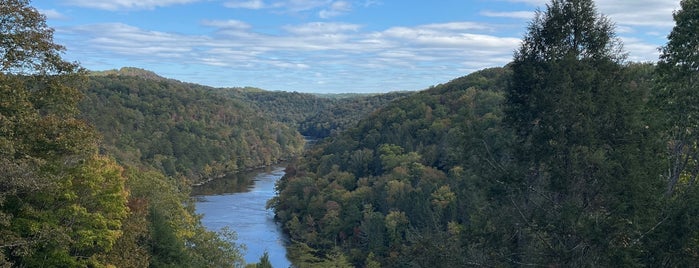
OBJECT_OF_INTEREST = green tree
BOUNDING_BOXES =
[255,251,273,268]
[503,0,661,265]
[656,0,699,196]
[149,207,190,268]
[649,0,699,265]
[1,0,129,266]
[125,169,246,268]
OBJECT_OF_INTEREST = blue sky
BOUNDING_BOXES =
[32,0,680,93]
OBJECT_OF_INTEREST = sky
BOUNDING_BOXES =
[32,0,681,93]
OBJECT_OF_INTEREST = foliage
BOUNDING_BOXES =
[655,0,699,196]
[79,70,306,182]
[270,67,513,266]
[230,88,412,139]
[502,0,665,265]
[118,168,246,268]
[298,92,413,138]
[5,0,699,267]
[2,2,248,267]
[271,0,699,266]
[0,0,129,266]
[649,0,699,265]
[245,251,273,268]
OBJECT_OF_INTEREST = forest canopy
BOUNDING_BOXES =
[4,0,699,267]
[1,1,245,266]
[80,69,306,182]
[270,0,699,267]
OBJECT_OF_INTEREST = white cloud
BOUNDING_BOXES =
[481,10,535,20]
[224,0,266,9]
[59,19,518,78]
[39,9,68,20]
[597,0,679,28]
[273,0,331,12]
[620,37,662,62]
[224,0,359,19]
[283,22,360,35]
[68,23,197,57]
[494,0,680,29]
[201,20,252,30]
[63,0,202,10]
[381,24,519,49]
[421,22,494,31]
[363,0,381,7]
[319,1,352,18]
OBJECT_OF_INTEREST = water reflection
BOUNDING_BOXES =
[194,166,291,268]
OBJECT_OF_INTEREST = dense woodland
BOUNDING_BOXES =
[228,88,412,138]
[0,1,252,267]
[270,0,699,267]
[0,1,405,266]
[81,69,306,182]
[79,68,406,182]
[2,0,699,267]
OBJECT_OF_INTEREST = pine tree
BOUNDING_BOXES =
[656,0,699,196]
[502,0,660,265]
[648,0,699,265]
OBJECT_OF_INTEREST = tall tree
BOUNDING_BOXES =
[0,0,128,266]
[503,0,660,265]
[648,0,699,265]
[656,0,699,196]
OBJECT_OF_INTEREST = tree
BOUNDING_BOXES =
[0,0,128,266]
[248,251,273,268]
[503,0,660,265]
[1,0,76,74]
[649,0,699,265]
[656,0,699,196]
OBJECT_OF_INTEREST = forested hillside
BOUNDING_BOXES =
[270,67,519,267]
[5,0,699,267]
[271,0,699,266]
[299,92,414,138]
[80,69,305,182]
[1,1,246,267]
[230,89,412,138]
[78,69,408,182]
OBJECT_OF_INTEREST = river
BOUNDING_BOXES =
[193,166,291,268]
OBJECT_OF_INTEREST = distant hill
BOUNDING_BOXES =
[90,67,172,81]
[227,89,414,138]
[79,68,412,180]
[79,72,305,182]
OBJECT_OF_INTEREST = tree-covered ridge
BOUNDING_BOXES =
[270,0,699,266]
[79,73,305,182]
[90,67,174,82]
[1,1,246,266]
[269,67,515,267]
[230,89,413,138]
[227,89,332,129]
[299,91,414,138]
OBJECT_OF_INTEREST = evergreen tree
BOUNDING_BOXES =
[649,0,699,265]
[503,0,661,265]
[148,207,190,268]
[258,251,273,268]
[656,0,699,196]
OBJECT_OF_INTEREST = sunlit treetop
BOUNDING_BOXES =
[0,0,77,74]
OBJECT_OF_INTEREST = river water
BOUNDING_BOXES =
[193,166,291,268]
